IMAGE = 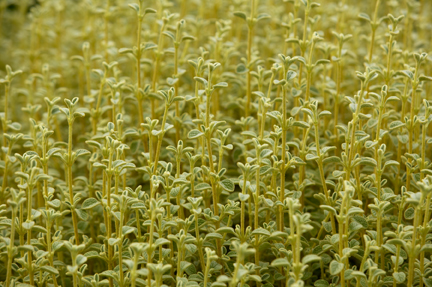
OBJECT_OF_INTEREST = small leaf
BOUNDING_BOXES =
[128,3,140,12]
[213,82,228,88]
[239,193,250,202]
[271,258,290,267]
[329,260,344,275]
[359,157,377,167]
[251,228,271,237]
[195,183,211,191]
[302,254,321,264]
[293,121,310,129]
[314,280,330,287]
[393,272,406,283]
[419,75,432,82]
[389,121,405,130]
[358,13,371,21]
[233,11,247,21]
[76,254,87,266]
[256,13,271,21]
[205,233,223,240]
[236,64,248,74]
[82,198,99,210]
[219,179,235,192]
[323,156,341,164]
[75,209,88,221]
[405,207,415,220]
[41,266,59,275]
[194,77,208,86]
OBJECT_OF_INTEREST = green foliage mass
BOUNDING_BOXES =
[0,0,432,287]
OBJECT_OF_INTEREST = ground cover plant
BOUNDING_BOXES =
[0,0,432,286]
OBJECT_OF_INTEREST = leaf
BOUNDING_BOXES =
[154,238,170,247]
[236,64,248,74]
[17,245,34,252]
[188,129,203,139]
[22,221,35,230]
[293,121,310,129]
[323,156,341,164]
[184,262,197,275]
[122,226,135,235]
[393,272,406,283]
[41,265,59,275]
[76,254,87,266]
[251,228,271,237]
[256,13,271,21]
[180,261,191,273]
[205,233,223,240]
[314,280,330,287]
[194,77,208,86]
[195,183,211,191]
[398,70,414,80]
[306,154,319,161]
[389,120,405,130]
[419,75,432,82]
[213,82,228,88]
[286,71,297,81]
[144,8,157,14]
[404,207,415,220]
[260,149,273,158]
[108,238,120,246]
[384,160,399,169]
[163,31,175,41]
[75,209,88,221]
[82,198,99,210]
[233,11,247,21]
[315,59,330,66]
[219,179,235,191]
[167,77,178,85]
[181,36,195,42]
[329,260,344,275]
[239,193,250,202]
[358,13,371,21]
[347,207,364,216]
[302,254,321,264]
[8,122,21,131]
[421,244,432,252]
[271,258,290,267]
[128,3,140,12]
[217,227,235,234]
[359,157,377,167]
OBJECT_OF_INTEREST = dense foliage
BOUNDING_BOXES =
[0,0,432,286]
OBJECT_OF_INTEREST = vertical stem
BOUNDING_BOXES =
[245,0,255,118]
[279,85,287,231]
[368,0,381,62]
[151,21,167,119]
[27,183,35,286]
[406,63,419,191]
[5,208,16,287]
[407,208,419,286]
[68,120,80,245]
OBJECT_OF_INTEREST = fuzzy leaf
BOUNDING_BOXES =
[82,198,99,210]
[329,260,344,275]
[219,179,235,191]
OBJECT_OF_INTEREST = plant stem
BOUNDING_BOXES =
[151,21,167,119]
[68,120,80,244]
[406,62,419,191]
[279,85,287,231]
[407,206,419,286]
[5,207,16,287]
[368,0,381,62]
[314,121,336,234]
[245,0,255,118]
